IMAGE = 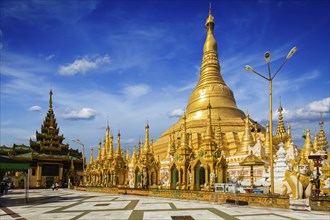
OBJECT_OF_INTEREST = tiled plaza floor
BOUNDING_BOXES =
[0,189,329,220]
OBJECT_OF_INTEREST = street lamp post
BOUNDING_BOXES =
[244,47,297,194]
[72,139,85,185]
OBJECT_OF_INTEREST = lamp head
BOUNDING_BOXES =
[244,65,254,72]
[264,51,271,63]
[286,46,297,59]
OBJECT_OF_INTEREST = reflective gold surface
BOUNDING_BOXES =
[153,7,258,159]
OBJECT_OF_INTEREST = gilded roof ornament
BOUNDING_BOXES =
[205,2,215,29]
[239,150,265,166]
[317,115,329,153]
[49,89,53,109]
[115,131,122,157]
[90,147,94,163]
[238,113,255,155]
[142,120,150,154]
[301,129,313,161]
[275,102,287,139]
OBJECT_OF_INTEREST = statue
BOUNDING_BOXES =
[280,158,312,199]
[181,182,186,190]
[176,182,180,190]
[188,171,192,185]
[210,172,216,186]
[129,174,135,188]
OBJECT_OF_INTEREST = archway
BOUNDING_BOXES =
[195,165,205,190]
[171,167,178,189]
[135,168,141,188]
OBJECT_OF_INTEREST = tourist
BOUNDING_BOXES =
[55,182,59,190]
[52,183,55,190]
[0,182,5,195]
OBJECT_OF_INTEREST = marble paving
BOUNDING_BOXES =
[0,189,329,220]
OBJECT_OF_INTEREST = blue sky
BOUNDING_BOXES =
[1,0,329,162]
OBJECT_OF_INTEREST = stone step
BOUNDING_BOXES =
[289,203,311,211]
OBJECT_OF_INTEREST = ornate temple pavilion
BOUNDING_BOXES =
[0,90,83,188]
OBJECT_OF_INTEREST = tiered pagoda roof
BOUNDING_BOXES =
[30,90,69,155]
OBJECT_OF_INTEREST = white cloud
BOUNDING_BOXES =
[28,105,41,112]
[122,84,150,98]
[305,97,330,113]
[168,108,184,118]
[45,54,55,61]
[58,55,110,76]
[280,97,330,122]
[63,108,96,120]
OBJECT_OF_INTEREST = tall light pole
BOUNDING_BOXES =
[244,46,297,194]
[72,139,85,185]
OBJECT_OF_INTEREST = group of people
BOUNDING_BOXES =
[51,182,59,190]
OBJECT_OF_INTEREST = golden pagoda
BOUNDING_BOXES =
[153,6,264,160]
[151,5,265,190]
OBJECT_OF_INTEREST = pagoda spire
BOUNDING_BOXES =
[142,121,150,154]
[284,125,293,150]
[238,113,254,155]
[317,116,329,153]
[131,145,137,163]
[275,103,286,139]
[204,102,214,140]
[97,142,102,161]
[165,133,175,159]
[115,131,122,157]
[30,89,69,154]
[49,89,53,109]
[301,129,313,161]
[90,147,94,163]
[185,6,245,121]
[180,113,188,148]
[105,122,113,159]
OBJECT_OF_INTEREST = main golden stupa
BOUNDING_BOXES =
[153,7,262,159]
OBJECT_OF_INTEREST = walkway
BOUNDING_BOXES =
[0,189,328,220]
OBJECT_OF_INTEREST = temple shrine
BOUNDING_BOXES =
[0,90,83,188]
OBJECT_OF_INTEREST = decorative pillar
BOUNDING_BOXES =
[59,164,63,183]
[250,166,254,189]
[205,167,209,185]
[178,169,182,185]
[191,168,195,191]
[36,163,42,188]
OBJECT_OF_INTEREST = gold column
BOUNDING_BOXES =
[205,167,209,185]
[36,163,42,188]
[178,169,182,185]
[59,164,63,183]
[250,166,254,190]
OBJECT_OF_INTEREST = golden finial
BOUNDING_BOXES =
[205,3,215,29]
[317,112,328,152]
[49,89,53,109]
